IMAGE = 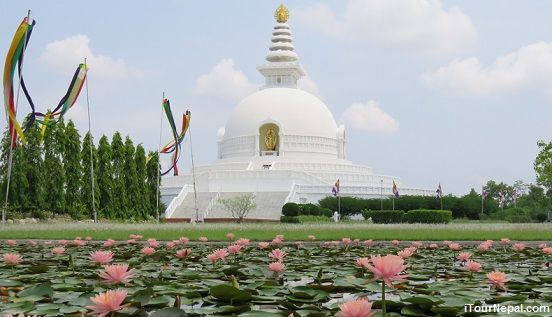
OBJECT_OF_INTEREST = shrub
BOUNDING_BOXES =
[361,210,404,224]
[319,207,333,217]
[404,209,452,224]
[306,203,321,216]
[508,215,532,223]
[280,216,300,223]
[297,215,331,223]
[282,202,299,217]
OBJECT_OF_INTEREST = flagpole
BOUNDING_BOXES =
[338,192,341,221]
[188,122,199,223]
[481,185,484,217]
[392,195,395,211]
[3,10,31,224]
[380,179,383,211]
[156,92,164,223]
[84,58,97,223]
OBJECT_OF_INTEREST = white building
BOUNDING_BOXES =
[161,5,432,221]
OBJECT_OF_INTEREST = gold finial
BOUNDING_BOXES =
[274,4,289,23]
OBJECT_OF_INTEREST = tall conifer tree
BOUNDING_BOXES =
[64,120,83,218]
[42,120,66,217]
[111,132,126,219]
[97,135,113,219]
[81,132,99,218]
[135,144,149,219]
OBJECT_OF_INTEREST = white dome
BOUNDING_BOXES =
[225,88,338,139]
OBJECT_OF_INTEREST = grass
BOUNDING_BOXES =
[0,222,551,241]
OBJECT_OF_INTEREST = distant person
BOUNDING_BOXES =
[332,211,339,222]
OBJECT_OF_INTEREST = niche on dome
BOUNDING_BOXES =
[259,123,280,156]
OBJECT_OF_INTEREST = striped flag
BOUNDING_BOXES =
[436,183,442,198]
[332,179,340,196]
[498,191,504,202]
[392,180,400,198]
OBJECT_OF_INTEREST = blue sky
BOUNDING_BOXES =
[2,0,552,195]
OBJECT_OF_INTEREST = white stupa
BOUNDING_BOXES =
[161,5,432,221]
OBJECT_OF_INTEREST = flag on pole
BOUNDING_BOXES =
[332,179,340,196]
[436,183,442,198]
[511,190,517,202]
[392,180,400,198]
[498,191,504,202]
[482,186,488,198]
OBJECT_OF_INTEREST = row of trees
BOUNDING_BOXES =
[318,179,550,222]
[0,119,161,220]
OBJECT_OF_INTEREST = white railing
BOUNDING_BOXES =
[165,184,193,218]
[203,192,221,220]
[284,183,297,203]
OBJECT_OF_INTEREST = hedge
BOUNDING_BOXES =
[297,215,331,223]
[282,203,299,217]
[404,209,452,224]
[280,216,300,223]
[361,210,404,223]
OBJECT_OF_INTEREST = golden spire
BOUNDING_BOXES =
[274,4,289,23]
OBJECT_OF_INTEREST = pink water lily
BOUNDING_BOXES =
[268,261,285,273]
[176,248,192,259]
[466,260,481,272]
[226,233,235,240]
[179,236,190,244]
[448,243,461,251]
[147,238,159,248]
[236,238,250,246]
[52,247,65,255]
[269,248,286,262]
[141,247,155,255]
[512,243,526,251]
[99,264,134,285]
[487,271,507,290]
[258,242,270,249]
[338,298,374,317]
[228,244,243,254]
[429,243,438,249]
[308,235,316,241]
[199,236,209,242]
[3,253,22,265]
[103,239,116,248]
[542,247,552,255]
[89,251,113,265]
[391,240,400,246]
[366,255,407,288]
[457,252,471,262]
[207,248,229,263]
[87,289,128,317]
[363,240,373,247]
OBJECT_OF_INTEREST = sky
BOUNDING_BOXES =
[2,0,552,195]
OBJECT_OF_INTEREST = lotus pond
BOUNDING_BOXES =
[1,237,551,316]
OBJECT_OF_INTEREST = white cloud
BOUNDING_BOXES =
[39,34,142,80]
[298,76,320,96]
[195,59,257,101]
[295,0,476,55]
[341,100,399,133]
[422,42,552,96]
[196,58,322,100]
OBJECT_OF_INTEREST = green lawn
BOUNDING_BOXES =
[0,222,551,241]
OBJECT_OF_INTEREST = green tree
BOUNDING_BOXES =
[21,120,44,214]
[534,140,552,192]
[146,151,161,219]
[135,144,149,219]
[111,132,126,219]
[81,132,99,219]
[221,193,257,223]
[97,135,113,218]
[42,120,66,216]
[122,136,140,219]
[64,120,83,218]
